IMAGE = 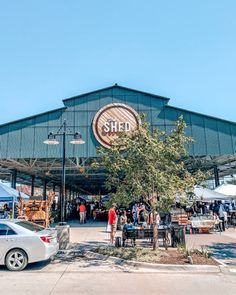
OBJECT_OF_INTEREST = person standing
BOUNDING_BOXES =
[132,203,138,225]
[3,203,10,219]
[90,202,95,218]
[218,201,225,231]
[79,203,86,224]
[108,204,117,244]
[120,210,127,230]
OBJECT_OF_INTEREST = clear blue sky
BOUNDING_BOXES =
[0,0,235,124]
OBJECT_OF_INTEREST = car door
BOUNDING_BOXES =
[0,223,17,263]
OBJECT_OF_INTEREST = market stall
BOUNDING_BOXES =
[189,214,218,233]
[18,191,55,227]
[0,182,30,219]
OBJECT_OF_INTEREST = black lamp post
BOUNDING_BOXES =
[44,120,85,222]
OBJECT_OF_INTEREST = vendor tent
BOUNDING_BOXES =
[214,184,236,196]
[0,182,30,201]
[194,186,235,201]
[0,182,30,219]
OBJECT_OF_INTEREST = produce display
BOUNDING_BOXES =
[18,192,55,227]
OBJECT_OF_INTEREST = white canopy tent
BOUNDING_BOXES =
[214,184,236,197]
[193,186,235,202]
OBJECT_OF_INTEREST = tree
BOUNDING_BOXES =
[95,116,205,250]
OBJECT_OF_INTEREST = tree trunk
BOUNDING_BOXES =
[152,211,158,250]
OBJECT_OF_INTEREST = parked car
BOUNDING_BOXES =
[0,219,59,271]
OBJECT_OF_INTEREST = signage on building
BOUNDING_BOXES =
[93,103,141,148]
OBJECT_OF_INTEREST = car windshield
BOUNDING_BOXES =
[16,221,45,232]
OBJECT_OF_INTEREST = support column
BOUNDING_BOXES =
[11,169,17,189]
[43,179,47,200]
[52,183,56,193]
[214,166,220,187]
[31,175,35,197]
[58,186,61,219]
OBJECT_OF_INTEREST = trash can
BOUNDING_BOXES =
[171,225,186,247]
[56,222,70,250]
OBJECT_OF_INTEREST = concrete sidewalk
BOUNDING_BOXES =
[0,220,236,295]
[186,228,236,266]
[67,220,236,266]
[68,220,111,245]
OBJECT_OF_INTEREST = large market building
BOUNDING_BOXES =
[0,84,236,199]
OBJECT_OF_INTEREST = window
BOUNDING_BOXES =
[16,221,45,232]
[0,224,17,236]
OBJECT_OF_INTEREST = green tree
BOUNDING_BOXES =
[96,116,205,250]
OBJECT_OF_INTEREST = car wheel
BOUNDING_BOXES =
[5,249,28,271]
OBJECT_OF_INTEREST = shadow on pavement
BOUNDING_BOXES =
[66,220,107,228]
[208,242,236,264]
[0,260,51,272]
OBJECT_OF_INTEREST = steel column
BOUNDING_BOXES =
[214,166,220,187]
[11,169,17,189]
[43,179,47,200]
[31,175,35,197]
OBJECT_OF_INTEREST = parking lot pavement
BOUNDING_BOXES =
[1,222,236,294]
[0,266,236,295]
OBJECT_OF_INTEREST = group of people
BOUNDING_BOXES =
[132,203,148,225]
[189,200,236,232]
[107,204,134,244]
[107,203,159,245]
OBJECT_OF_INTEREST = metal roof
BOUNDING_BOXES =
[0,107,67,128]
[63,84,171,103]
[166,105,236,126]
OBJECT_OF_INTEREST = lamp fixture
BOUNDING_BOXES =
[70,132,85,145]
[43,132,59,145]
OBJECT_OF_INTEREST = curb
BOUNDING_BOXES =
[84,250,224,273]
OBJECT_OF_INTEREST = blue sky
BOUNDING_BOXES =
[0,0,235,124]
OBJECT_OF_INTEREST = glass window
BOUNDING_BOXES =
[16,221,45,232]
[0,224,17,235]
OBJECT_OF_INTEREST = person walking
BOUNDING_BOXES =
[79,203,86,224]
[108,203,117,245]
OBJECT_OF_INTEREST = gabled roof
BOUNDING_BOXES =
[166,105,236,125]
[0,107,67,128]
[63,83,171,103]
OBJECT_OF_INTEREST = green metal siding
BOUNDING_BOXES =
[231,124,236,154]
[204,118,220,156]
[0,86,236,159]
[217,121,234,155]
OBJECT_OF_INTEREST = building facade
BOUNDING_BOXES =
[0,85,236,195]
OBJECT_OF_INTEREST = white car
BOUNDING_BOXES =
[0,219,59,271]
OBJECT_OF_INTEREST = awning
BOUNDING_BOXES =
[0,182,30,202]
[194,186,235,201]
[214,184,236,197]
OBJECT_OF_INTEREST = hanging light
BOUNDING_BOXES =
[70,132,85,145]
[79,167,85,173]
[43,132,59,145]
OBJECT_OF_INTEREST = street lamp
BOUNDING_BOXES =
[44,120,85,222]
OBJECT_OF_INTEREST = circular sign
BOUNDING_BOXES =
[93,103,140,148]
